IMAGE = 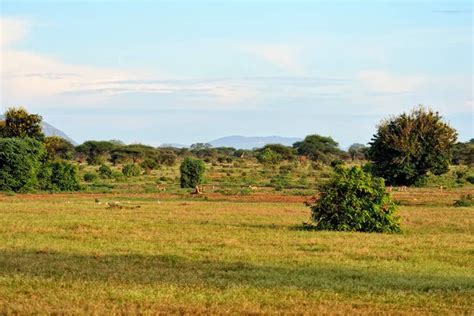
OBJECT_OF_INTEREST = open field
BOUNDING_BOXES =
[0,188,473,314]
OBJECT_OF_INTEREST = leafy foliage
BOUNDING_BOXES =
[140,158,159,173]
[75,141,116,165]
[180,157,205,188]
[452,139,474,166]
[122,164,141,177]
[453,194,474,207]
[98,164,113,179]
[348,143,368,160]
[309,166,401,233]
[83,172,98,182]
[40,161,80,191]
[293,134,342,162]
[1,107,44,141]
[44,136,75,160]
[367,106,457,185]
[256,148,282,165]
[0,138,47,192]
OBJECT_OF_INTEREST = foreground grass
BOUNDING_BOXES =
[0,190,473,313]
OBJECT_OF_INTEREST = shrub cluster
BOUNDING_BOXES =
[122,164,141,177]
[180,157,205,188]
[309,166,401,233]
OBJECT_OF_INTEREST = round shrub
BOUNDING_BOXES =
[309,166,401,233]
[140,158,159,173]
[0,137,46,192]
[180,157,205,188]
[122,164,141,177]
[98,164,113,179]
[83,172,98,182]
[41,161,80,191]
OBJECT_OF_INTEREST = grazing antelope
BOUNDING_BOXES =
[156,184,167,192]
[398,186,407,192]
[387,186,393,192]
[191,185,202,195]
[248,185,258,191]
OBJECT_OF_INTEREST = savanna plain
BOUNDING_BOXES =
[0,162,473,314]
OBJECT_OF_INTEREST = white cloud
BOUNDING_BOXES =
[0,17,256,108]
[240,43,303,74]
[0,17,30,48]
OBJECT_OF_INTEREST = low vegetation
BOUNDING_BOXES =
[309,165,401,233]
[0,106,473,313]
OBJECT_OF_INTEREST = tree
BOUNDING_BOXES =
[1,107,44,141]
[180,157,205,188]
[309,165,401,233]
[256,148,282,165]
[367,107,457,185]
[190,143,212,150]
[75,140,116,165]
[140,158,159,174]
[348,143,368,160]
[0,138,47,192]
[293,134,342,162]
[122,164,141,177]
[98,164,113,179]
[452,139,474,166]
[40,161,80,191]
[44,136,75,160]
[259,144,295,161]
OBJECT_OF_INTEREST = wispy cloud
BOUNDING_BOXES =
[0,17,257,108]
[358,70,426,94]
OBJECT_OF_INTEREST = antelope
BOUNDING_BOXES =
[398,186,407,192]
[156,184,166,192]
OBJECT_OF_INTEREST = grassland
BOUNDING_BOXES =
[0,186,473,314]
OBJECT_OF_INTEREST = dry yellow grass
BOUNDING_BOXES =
[0,188,473,314]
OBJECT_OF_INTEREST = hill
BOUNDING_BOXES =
[209,135,302,149]
[0,115,77,145]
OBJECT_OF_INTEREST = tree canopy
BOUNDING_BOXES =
[367,106,457,185]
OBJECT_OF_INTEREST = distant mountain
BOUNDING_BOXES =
[209,135,302,150]
[159,143,188,148]
[0,115,77,145]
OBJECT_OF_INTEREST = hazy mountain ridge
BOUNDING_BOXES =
[208,135,302,149]
[0,115,77,145]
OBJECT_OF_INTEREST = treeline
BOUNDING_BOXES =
[0,106,473,193]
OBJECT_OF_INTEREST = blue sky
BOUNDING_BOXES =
[1,0,472,147]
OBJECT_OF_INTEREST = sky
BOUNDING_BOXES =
[0,0,472,148]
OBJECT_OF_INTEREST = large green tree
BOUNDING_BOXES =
[75,140,117,165]
[0,138,47,192]
[293,134,342,162]
[180,157,205,188]
[367,107,457,185]
[1,107,44,141]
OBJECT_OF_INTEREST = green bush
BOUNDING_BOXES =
[98,164,113,179]
[140,158,159,173]
[368,107,457,185]
[180,157,205,188]
[122,164,141,177]
[41,161,80,191]
[309,166,401,233]
[453,194,474,207]
[256,148,282,165]
[84,172,98,182]
[0,138,46,192]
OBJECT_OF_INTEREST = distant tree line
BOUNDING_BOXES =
[1,105,472,192]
